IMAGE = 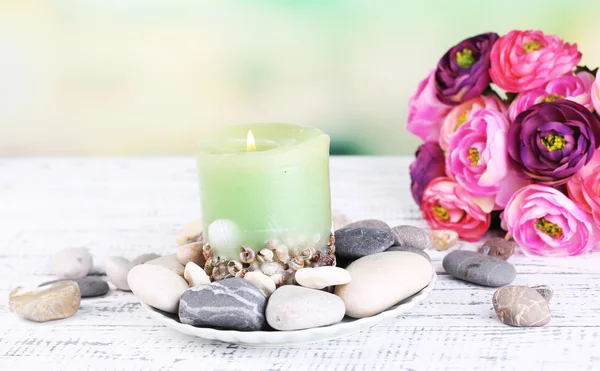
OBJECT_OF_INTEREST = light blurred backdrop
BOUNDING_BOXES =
[1,0,600,155]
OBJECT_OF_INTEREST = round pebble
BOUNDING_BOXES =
[244,271,276,298]
[146,254,185,277]
[427,230,459,251]
[184,262,211,288]
[532,285,553,302]
[332,211,352,231]
[128,264,189,313]
[334,251,432,318]
[386,245,431,262]
[294,267,351,289]
[50,248,93,279]
[9,281,80,322]
[480,237,516,260]
[177,241,206,267]
[106,256,135,291]
[493,286,551,327]
[132,253,162,265]
[266,285,345,330]
[442,250,516,287]
[334,227,394,259]
[176,219,203,246]
[342,219,391,231]
[179,278,266,331]
[39,277,109,298]
[390,225,430,249]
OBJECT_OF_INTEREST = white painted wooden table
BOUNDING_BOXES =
[1,157,599,371]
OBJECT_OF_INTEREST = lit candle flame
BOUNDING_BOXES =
[246,130,256,152]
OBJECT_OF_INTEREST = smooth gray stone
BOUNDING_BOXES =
[442,250,516,287]
[493,286,551,327]
[531,285,553,302]
[390,225,430,250]
[39,277,109,298]
[342,219,391,231]
[179,278,266,331]
[386,245,431,261]
[334,227,394,259]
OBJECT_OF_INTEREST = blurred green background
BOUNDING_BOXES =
[1,0,599,155]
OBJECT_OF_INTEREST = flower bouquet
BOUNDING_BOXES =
[407,30,600,257]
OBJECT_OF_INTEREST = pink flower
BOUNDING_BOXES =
[421,177,490,241]
[446,109,530,213]
[567,149,600,238]
[489,30,582,93]
[508,72,595,120]
[593,69,600,113]
[407,70,452,142]
[502,185,594,256]
[440,94,507,151]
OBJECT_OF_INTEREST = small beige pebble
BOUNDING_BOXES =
[9,281,81,322]
[176,219,203,246]
[295,267,351,290]
[106,256,135,291]
[332,212,352,231]
[244,271,276,298]
[427,230,459,251]
[146,254,184,277]
[177,241,206,267]
[132,253,162,265]
[183,262,211,287]
[50,248,93,279]
[128,264,189,313]
[493,286,551,327]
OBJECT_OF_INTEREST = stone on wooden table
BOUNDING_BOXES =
[146,254,185,277]
[334,227,394,259]
[50,247,93,279]
[244,271,276,298]
[531,285,554,302]
[390,225,430,249]
[128,264,189,313]
[132,253,162,265]
[177,241,206,267]
[343,219,391,231]
[427,230,459,251]
[294,266,351,289]
[39,277,109,298]
[479,237,516,260]
[105,256,135,291]
[9,281,81,322]
[493,286,551,327]
[266,285,345,330]
[176,218,203,246]
[334,251,432,318]
[183,262,211,288]
[385,245,431,261]
[442,250,516,287]
[179,278,266,331]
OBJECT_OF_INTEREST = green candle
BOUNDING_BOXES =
[197,123,332,261]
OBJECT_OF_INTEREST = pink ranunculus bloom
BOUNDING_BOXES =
[439,94,507,151]
[567,149,600,249]
[502,184,595,256]
[508,72,595,121]
[489,30,582,93]
[407,70,452,143]
[445,108,530,213]
[421,177,491,242]
[593,69,600,113]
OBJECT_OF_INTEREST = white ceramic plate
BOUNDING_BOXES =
[141,269,436,346]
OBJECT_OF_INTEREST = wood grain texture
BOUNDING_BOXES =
[1,157,599,371]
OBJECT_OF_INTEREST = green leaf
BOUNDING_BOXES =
[574,65,598,76]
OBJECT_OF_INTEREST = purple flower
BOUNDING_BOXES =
[507,100,600,185]
[410,143,446,206]
[435,32,499,105]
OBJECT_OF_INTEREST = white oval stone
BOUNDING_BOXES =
[105,256,135,291]
[244,271,276,298]
[50,248,93,279]
[127,264,189,313]
[176,218,203,246]
[145,254,184,277]
[334,251,431,318]
[207,219,240,255]
[266,285,345,330]
[184,262,211,287]
[295,267,351,289]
